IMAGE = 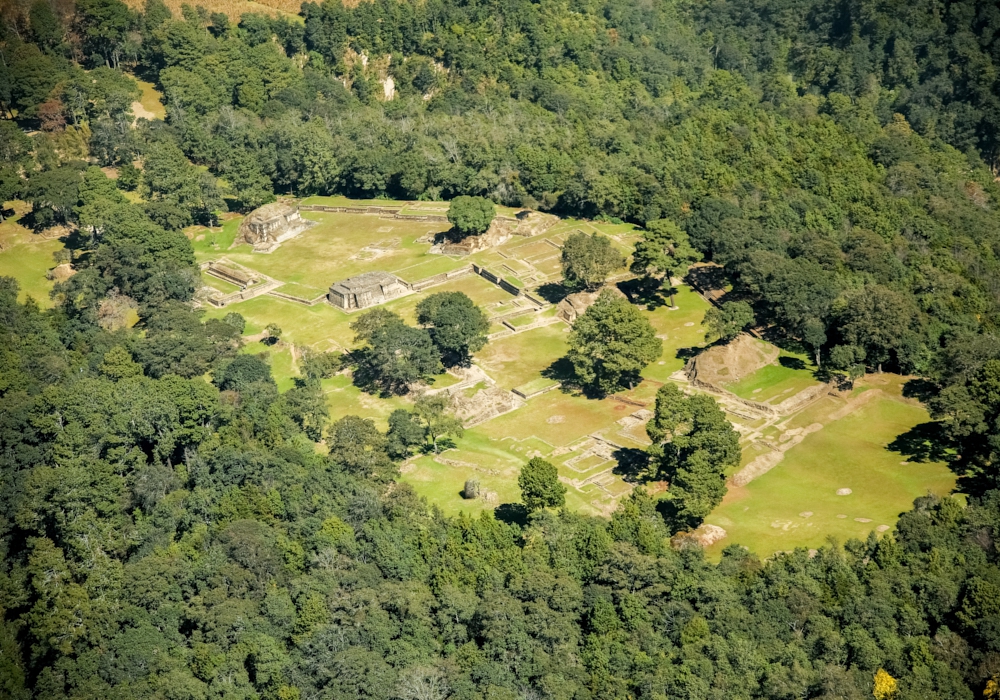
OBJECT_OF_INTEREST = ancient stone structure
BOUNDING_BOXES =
[327,271,409,310]
[437,210,558,255]
[556,286,627,323]
[238,202,315,253]
[685,332,779,386]
[439,219,513,255]
[207,261,257,289]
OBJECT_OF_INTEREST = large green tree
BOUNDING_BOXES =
[214,354,272,392]
[446,195,495,237]
[413,393,463,453]
[704,300,756,343]
[24,166,83,228]
[385,409,427,459]
[566,290,661,395]
[518,457,566,512]
[561,232,625,291]
[631,219,701,306]
[646,384,741,531]
[141,141,225,226]
[327,415,397,482]
[75,0,134,68]
[351,309,442,396]
[415,291,489,365]
[837,285,917,373]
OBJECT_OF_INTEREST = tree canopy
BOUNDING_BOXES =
[518,457,566,512]
[415,291,489,366]
[567,290,662,395]
[446,195,495,237]
[2,269,999,699]
[646,384,742,531]
[351,308,442,395]
[5,0,1000,697]
[561,232,626,291]
[704,300,756,343]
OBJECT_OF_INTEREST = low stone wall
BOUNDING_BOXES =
[266,290,326,306]
[475,265,501,284]
[512,382,561,400]
[300,205,555,232]
[472,264,523,296]
[207,279,282,307]
[687,375,778,417]
[610,394,649,409]
[409,264,474,291]
[393,213,450,223]
[300,204,449,223]
[301,205,402,216]
[498,279,521,295]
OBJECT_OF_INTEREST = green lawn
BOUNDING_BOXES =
[640,285,712,381]
[703,394,957,559]
[401,430,523,514]
[0,214,63,308]
[725,353,821,403]
[475,390,630,446]
[506,312,541,328]
[400,426,622,518]
[203,294,356,351]
[190,218,240,263]
[427,274,516,307]
[239,342,298,392]
[322,374,412,430]
[134,79,166,120]
[274,282,327,300]
[476,323,570,390]
[198,211,461,291]
[514,377,560,395]
[187,201,961,542]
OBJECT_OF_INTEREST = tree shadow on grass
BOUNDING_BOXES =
[675,346,703,364]
[901,378,939,403]
[778,356,806,370]
[60,227,91,252]
[618,278,670,309]
[541,357,585,397]
[541,356,576,382]
[887,421,957,465]
[494,503,529,529]
[611,447,651,483]
[434,227,466,244]
[534,282,569,304]
[684,265,729,297]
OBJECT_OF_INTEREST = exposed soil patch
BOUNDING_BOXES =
[131,101,157,121]
[688,333,779,385]
[46,263,75,281]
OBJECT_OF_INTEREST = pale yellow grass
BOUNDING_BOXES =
[123,0,302,19]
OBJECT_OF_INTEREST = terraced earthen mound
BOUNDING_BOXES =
[687,333,779,386]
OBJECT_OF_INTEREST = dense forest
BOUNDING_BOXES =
[5,0,1000,697]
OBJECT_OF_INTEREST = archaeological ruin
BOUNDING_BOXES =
[327,271,409,310]
[238,201,315,253]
